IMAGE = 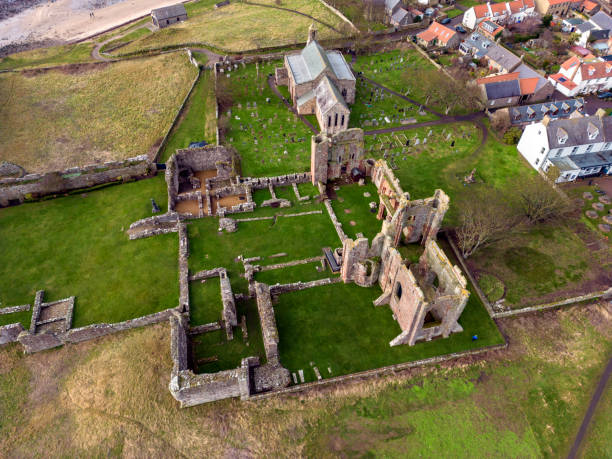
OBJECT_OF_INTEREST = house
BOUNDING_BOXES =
[575,11,612,47]
[384,0,412,26]
[509,98,584,124]
[548,55,612,95]
[151,4,187,29]
[517,109,612,182]
[533,0,579,16]
[417,22,460,48]
[462,0,536,30]
[408,7,424,21]
[459,33,521,70]
[476,67,554,107]
[562,17,584,32]
[275,25,355,135]
[582,0,601,15]
[477,20,505,40]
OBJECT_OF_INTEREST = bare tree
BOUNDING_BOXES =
[516,174,572,224]
[455,187,518,258]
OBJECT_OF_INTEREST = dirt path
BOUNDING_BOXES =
[91,23,154,62]
[267,75,319,134]
[567,354,612,459]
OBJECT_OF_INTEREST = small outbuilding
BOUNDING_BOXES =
[151,4,187,29]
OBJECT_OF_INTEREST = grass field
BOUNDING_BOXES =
[274,275,504,382]
[187,194,340,297]
[159,70,217,162]
[580,371,612,458]
[223,59,316,177]
[115,0,346,55]
[0,52,197,173]
[191,300,267,373]
[0,175,177,329]
[100,27,152,53]
[330,180,381,240]
[0,298,609,456]
[0,43,96,71]
[445,8,464,18]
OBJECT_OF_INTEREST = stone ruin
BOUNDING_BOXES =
[311,128,371,185]
[339,160,469,346]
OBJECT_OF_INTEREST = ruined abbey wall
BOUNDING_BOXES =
[311,128,365,185]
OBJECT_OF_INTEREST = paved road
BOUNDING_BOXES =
[567,354,612,459]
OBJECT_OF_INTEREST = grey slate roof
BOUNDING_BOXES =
[485,80,521,99]
[577,22,595,33]
[486,45,521,71]
[550,156,579,172]
[151,3,186,20]
[385,0,401,12]
[391,8,410,24]
[315,75,348,115]
[545,116,612,149]
[590,11,612,30]
[570,150,612,168]
[510,98,584,125]
[286,41,355,85]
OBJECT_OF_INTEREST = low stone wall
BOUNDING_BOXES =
[0,304,30,315]
[258,256,323,272]
[0,323,25,345]
[178,223,190,313]
[0,155,153,207]
[324,199,348,242]
[169,312,253,407]
[243,172,311,190]
[248,342,507,401]
[127,212,181,240]
[269,277,342,295]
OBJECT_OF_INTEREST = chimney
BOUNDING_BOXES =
[307,23,317,44]
[596,108,607,119]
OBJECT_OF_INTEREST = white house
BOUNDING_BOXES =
[517,110,612,182]
[462,0,536,30]
[548,55,612,96]
[575,11,612,47]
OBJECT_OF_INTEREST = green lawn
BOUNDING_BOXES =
[223,59,316,177]
[189,277,223,326]
[445,8,464,18]
[331,181,381,240]
[0,43,96,71]
[274,264,504,382]
[0,175,178,329]
[187,201,341,296]
[191,300,266,373]
[159,70,217,162]
[580,374,612,458]
[254,261,334,285]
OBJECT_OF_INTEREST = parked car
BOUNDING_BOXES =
[455,25,466,33]
[597,91,612,99]
[440,17,451,24]
[595,189,606,195]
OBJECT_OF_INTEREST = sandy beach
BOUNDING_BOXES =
[0,0,183,48]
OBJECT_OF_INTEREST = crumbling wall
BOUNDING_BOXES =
[127,212,181,240]
[220,270,237,339]
[253,283,291,391]
[0,155,153,207]
[178,222,190,313]
[168,312,254,407]
[311,128,365,185]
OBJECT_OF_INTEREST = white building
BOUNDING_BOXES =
[517,110,612,182]
[574,11,612,47]
[462,0,536,30]
[548,55,612,96]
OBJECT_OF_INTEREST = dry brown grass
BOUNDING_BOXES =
[0,52,198,173]
[1,302,611,457]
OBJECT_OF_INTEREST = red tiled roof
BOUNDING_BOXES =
[490,2,508,14]
[549,73,578,89]
[548,0,570,5]
[561,55,580,70]
[417,22,457,44]
[519,77,539,95]
[583,0,598,10]
[580,61,612,80]
[473,3,490,18]
[476,72,520,84]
